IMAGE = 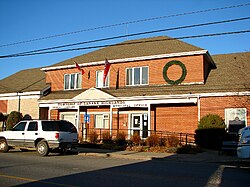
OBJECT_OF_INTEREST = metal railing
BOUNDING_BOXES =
[82,128,195,145]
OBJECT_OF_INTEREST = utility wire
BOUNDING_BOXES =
[1,30,249,59]
[0,3,249,48]
[3,16,250,57]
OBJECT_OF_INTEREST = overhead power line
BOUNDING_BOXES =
[3,16,250,57]
[0,3,249,48]
[0,29,249,59]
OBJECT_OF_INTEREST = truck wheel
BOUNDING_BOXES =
[0,139,9,153]
[36,141,49,156]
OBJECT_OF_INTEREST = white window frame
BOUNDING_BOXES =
[96,70,109,88]
[225,108,247,127]
[94,114,109,129]
[64,73,82,90]
[126,66,149,86]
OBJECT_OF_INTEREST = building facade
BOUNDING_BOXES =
[38,36,250,140]
[0,68,50,119]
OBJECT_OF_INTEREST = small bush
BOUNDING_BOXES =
[130,133,142,146]
[195,128,226,150]
[146,134,160,147]
[198,114,225,129]
[89,130,98,144]
[102,131,112,144]
[115,131,126,145]
[166,135,180,147]
[6,111,23,130]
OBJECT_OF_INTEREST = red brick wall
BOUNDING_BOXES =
[50,110,59,120]
[152,104,198,134]
[46,55,205,91]
[200,96,250,126]
[0,100,7,113]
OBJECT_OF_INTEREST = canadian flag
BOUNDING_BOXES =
[74,62,84,75]
[103,59,111,84]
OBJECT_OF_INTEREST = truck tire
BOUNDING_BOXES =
[0,138,9,153]
[36,141,49,156]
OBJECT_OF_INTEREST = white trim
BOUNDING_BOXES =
[0,91,41,98]
[38,91,250,106]
[197,91,250,98]
[41,50,210,71]
[148,104,151,137]
[110,106,113,136]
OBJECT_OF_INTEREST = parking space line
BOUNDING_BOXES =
[0,173,78,187]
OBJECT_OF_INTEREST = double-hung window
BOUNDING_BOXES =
[126,66,148,86]
[64,73,82,90]
[94,114,109,129]
[96,70,109,88]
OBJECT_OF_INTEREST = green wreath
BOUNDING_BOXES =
[163,60,187,85]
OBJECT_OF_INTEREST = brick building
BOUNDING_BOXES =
[0,68,50,119]
[37,36,250,140]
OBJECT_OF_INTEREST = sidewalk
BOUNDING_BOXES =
[75,147,250,164]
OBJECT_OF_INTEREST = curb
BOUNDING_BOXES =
[78,152,154,160]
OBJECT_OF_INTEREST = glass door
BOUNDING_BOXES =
[132,114,141,136]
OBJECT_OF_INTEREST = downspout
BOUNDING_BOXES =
[197,96,201,122]
[110,105,113,136]
[148,103,151,137]
[17,92,22,113]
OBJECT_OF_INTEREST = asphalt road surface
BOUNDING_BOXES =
[0,150,249,187]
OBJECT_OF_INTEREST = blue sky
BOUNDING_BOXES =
[0,0,250,80]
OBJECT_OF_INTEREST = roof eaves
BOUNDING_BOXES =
[41,50,208,71]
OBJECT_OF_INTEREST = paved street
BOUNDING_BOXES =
[0,150,249,187]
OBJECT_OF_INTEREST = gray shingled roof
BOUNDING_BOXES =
[40,52,250,101]
[49,36,204,68]
[0,68,48,94]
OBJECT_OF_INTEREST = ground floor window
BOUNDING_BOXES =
[225,108,247,133]
[94,114,109,129]
[225,108,247,125]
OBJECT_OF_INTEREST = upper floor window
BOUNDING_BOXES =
[96,70,109,88]
[126,66,148,86]
[64,73,82,90]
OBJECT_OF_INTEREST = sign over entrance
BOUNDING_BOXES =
[52,100,149,109]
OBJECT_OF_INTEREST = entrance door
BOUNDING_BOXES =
[132,114,141,136]
[131,114,148,138]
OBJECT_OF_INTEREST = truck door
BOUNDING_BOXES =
[8,121,27,147]
[24,121,39,147]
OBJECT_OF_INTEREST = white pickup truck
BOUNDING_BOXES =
[237,126,250,158]
[0,120,78,156]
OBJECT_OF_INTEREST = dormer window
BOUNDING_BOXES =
[64,73,82,90]
[126,66,148,86]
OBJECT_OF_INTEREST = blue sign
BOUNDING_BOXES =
[84,114,90,123]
